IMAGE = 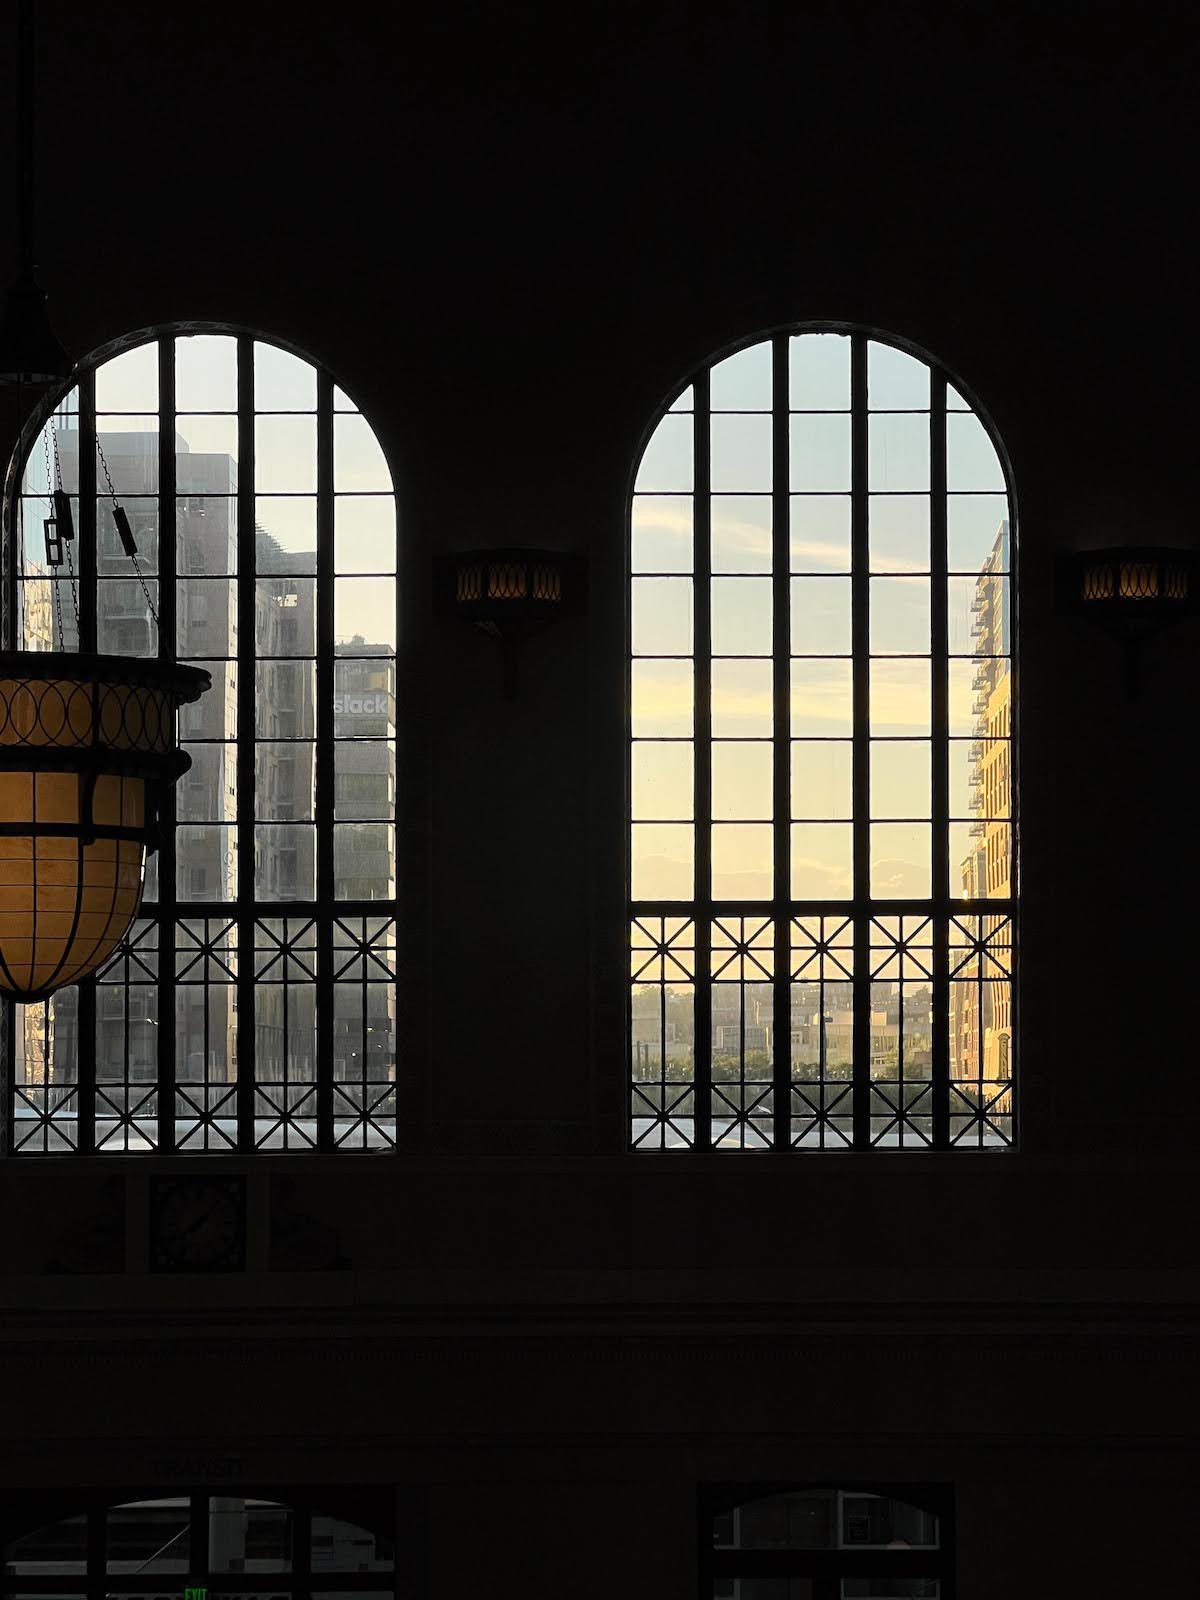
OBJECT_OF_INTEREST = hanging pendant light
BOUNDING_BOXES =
[0,652,209,999]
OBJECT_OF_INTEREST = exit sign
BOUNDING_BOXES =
[184,1587,208,1600]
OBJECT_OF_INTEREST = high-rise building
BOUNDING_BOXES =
[951,521,1012,1106]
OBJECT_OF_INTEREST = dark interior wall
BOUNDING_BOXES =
[0,6,1195,1593]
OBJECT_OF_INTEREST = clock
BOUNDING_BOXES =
[149,1174,247,1272]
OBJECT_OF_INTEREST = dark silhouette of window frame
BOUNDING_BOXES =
[0,324,399,1155]
[700,1481,956,1597]
[628,323,1017,1153]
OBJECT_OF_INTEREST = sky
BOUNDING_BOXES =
[630,335,1012,906]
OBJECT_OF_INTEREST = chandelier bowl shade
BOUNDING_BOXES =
[0,652,210,1000]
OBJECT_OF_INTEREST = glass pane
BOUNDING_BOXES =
[868,340,930,409]
[869,495,929,572]
[711,659,771,736]
[791,658,852,736]
[712,576,772,654]
[177,824,238,899]
[870,577,930,654]
[254,341,317,409]
[256,496,317,569]
[869,412,930,491]
[96,342,159,411]
[98,578,158,655]
[947,409,1005,489]
[712,741,772,820]
[180,661,236,738]
[311,1512,394,1571]
[4,1513,87,1574]
[952,820,1011,898]
[179,743,237,822]
[631,659,694,736]
[948,495,1009,571]
[951,737,1010,819]
[333,384,359,411]
[790,494,850,572]
[632,741,694,819]
[176,414,239,483]
[20,579,79,651]
[712,823,773,898]
[871,658,931,735]
[949,573,1010,656]
[790,414,851,490]
[177,495,236,574]
[208,1498,292,1572]
[872,822,932,897]
[335,577,396,654]
[256,823,317,900]
[710,341,771,409]
[257,576,317,655]
[334,824,395,899]
[255,415,317,492]
[636,412,692,492]
[791,823,853,898]
[176,334,238,410]
[631,823,693,899]
[711,495,771,573]
[334,659,396,736]
[872,740,931,818]
[334,413,392,490]
[792,740,852,818]
[710,414,772,491]
[256,742,316,820]
[101,497,159,578]
[336,495,397,573]
[632,576,692,655]
[790,331,850,409]
[632,494,693,573]
[791,577,851,654]
[334,741,396,820]
[106,1500,189,1573]
[257,660,316,737]
[96,420,159,492]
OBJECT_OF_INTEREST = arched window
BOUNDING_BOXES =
[2,1491,396,1597]
[630,327,1014,1151]
[2,328,398,1153]
[705,1484,952,1597]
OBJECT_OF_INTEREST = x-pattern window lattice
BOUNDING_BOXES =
[630,327,1016,1151]
[3,329,398,1155]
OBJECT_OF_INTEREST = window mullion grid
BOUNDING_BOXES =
[76,367,98,1154]
[771,332,791,1151]
[156,334,177,1152]
[850,333,870,1149]
[316,370,335,1151]
[930,370,950,1147]
[235,334,257,1151]
[693,371,712,1151]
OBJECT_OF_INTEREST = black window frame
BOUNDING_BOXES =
[628,322,1018,1154]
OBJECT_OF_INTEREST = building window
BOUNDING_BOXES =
[704,1484,953,1597]
[630,328,1014,1151]
[2,1491,397,1595]
[2,329,398,1153]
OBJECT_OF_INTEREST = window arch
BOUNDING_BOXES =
[629,326,1015,1151]
[704,1483,952,1596]
[2,327,398,1154]
[2,1490,396,1595]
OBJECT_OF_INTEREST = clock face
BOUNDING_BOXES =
[150,1176,246,1272]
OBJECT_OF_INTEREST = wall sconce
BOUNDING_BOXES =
[1057,546,1196,694]
[443,547,583,698]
